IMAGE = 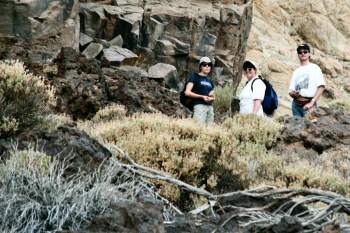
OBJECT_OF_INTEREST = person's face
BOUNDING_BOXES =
[200,62,212,75]
[297,49,310,62]
[244,67,256,79]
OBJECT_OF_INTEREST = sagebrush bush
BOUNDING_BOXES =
[327,99,350,112]
[79,113,285,202]
[222,114,282,148]
[0,60,56,137]
[213,84,233,113]
[91,104,127,123]
[80,112,350,199]
[80,113,238,201]
[0,149,152,233]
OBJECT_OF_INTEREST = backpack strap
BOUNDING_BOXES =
[250,76,263,91]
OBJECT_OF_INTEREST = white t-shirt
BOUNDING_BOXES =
[289,63,325,97]
[239,76,266,116]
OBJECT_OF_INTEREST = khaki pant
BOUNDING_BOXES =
[193,104,214,124]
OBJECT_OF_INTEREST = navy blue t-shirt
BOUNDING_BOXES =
[188,73,214,106]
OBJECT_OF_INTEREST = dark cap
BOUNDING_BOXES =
[297,43,311,52]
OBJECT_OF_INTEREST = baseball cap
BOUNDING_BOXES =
[199,56,212,64]
[243,59,257,70]
[297,43,311,52]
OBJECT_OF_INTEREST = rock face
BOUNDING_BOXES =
[0,122,112,174]
[280,107,350,153]
[53,47,186,118]
[0,0,253,119]
[0,0,79,63]
[244,0,350,117]
[79,0,253,86]
[66,201,165,233]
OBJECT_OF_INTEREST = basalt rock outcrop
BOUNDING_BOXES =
[0,122,112,174]
[0,0,253,119]
[79,0,253,86]
[0,0,79,63]
[54,47,186,118]
[280,107,350,154]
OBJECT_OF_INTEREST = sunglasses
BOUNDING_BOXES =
[244,67,254,72]
[298,50,309,55]
[201,62,212,67]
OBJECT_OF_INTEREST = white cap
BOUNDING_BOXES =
[243,60,257,70]
[199,56,212,64]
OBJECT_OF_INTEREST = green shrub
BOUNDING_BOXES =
[213,84,233,113]
[0,60,56,137]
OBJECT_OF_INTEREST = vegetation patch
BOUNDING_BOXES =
[0,60,56,137]
[0,149,148,233]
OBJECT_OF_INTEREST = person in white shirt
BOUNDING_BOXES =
[289,44,325,117]
[239,60,266,116]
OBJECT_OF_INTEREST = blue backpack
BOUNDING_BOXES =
[251,75,278,115]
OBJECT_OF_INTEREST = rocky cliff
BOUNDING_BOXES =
[0,0,253,119]
[245,0,350,116]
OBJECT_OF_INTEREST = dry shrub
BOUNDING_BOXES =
[91,104,127,123]
[80,113,242,200]
[327,99,350,112]
[0,149,151,233]
[213,84,233,113]
[40,114,74,132]
[79,113,285,202]
[222,114,282,148]
[80,112,349,202]
[0,60,56,137]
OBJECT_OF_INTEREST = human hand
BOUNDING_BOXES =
[203,96,214,102]
[289,91,300,98]
[303,101,315,110]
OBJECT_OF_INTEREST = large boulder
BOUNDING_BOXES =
[148,63,179,89]
[0,122,112,174]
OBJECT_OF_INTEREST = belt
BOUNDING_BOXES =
[294,96,312,107]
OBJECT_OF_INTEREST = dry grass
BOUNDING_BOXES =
[213,84,233,113]
[0,148,153,233]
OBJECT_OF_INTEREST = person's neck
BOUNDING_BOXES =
[300,60,310,66]
[198,72,208,76]
[247,75,257,81]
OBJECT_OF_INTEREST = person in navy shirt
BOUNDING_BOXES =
[185,57,215,124]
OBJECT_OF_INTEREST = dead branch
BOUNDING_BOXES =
[106,144,350,232]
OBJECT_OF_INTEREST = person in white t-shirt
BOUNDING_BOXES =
[289,44,325,117]
[239,60,266,116]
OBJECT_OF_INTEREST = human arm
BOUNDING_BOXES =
[185,82,212,102]
[251,78,266,114]
[303,85,325,110]
[288,72,299,98]
[252,99,263,113]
